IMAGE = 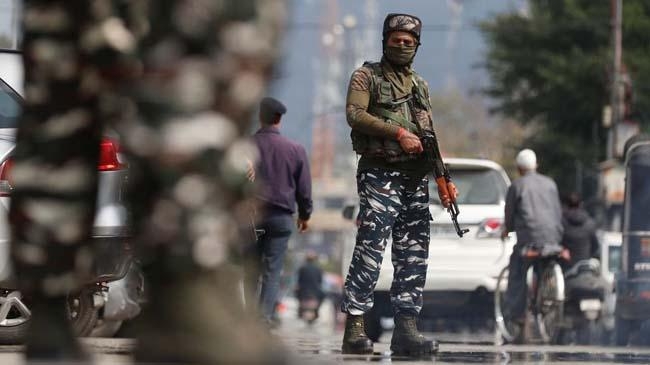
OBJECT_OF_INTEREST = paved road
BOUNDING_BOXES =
[278,309,650,365]
[0,338,134,365]
[2,328,650,364]
[2,300,650,364]
[3,331,650,365]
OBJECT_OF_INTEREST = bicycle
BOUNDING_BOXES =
[494,243,568,344]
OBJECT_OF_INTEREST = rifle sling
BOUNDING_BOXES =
[368,105,417,131]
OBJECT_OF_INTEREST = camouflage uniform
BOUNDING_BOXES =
[341,48,435,318]
[343,168,431,316]
[12,1,286,363]
[341,14,445,357]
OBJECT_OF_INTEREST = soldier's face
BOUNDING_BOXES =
[386,32,417,47]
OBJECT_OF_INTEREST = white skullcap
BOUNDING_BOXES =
[516,149,537,170]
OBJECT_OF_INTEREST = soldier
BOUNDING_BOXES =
[11,1,286,363]
[340,13,457,356]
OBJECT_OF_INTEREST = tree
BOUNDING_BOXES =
[480,0,650,193]
[428,90,526,173]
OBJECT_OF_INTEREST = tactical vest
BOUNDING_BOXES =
[351,62,433,163]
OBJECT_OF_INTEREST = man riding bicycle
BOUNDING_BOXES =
[500,149,564,342]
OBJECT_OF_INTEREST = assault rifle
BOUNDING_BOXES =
[419,129,469,237]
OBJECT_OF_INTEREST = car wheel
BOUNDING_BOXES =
[67,290,99,337]
[0,290,30,345]
[0,321,27,345]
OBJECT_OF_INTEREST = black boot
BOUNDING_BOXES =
[390,315,438,356]
[342,314,374,354]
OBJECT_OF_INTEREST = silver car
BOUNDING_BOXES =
[0,53,142,343]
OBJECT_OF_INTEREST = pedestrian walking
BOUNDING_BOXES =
[246,96,313,327]
[340,13,457,356]
[500,149,564,342]
[10,1,286,363]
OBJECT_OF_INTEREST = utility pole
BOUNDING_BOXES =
[311,0,340,182]
[608,0,622,160]
[10,0,18,49]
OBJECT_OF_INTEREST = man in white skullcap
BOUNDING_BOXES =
[500,149,563,342]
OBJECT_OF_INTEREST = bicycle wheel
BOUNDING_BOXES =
[494,266,513,344]
[535,262,565,343]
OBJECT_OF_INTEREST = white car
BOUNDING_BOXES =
[342,158,514,339]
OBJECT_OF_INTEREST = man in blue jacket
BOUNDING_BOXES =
[249,97,313,326]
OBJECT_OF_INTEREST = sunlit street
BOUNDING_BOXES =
[1,0,650,364]
[3,299,650,364]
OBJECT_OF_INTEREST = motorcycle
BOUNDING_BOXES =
[297,295,321,325]
[559,258,606,345]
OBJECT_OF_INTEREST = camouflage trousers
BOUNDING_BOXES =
[341,168,430,317]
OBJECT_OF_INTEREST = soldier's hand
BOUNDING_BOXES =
[435,177,453,208]
[447,181,458,202]
[396,128,423,154]
[500,229,509,241]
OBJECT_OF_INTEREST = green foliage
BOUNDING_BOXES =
[428,90,526,168]
[480,0,650,192]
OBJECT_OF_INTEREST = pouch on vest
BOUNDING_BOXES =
[350,129,369,153]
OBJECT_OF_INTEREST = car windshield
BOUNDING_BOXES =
[0,78,21,128]
[429,167,507,205]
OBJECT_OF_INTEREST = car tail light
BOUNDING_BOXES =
[0,157,14,197]
[476,218,503,239]
[0,138,123,197]
[98,137,124,171]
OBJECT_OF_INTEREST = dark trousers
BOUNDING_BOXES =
[504,243,530,320]
[244,213,294,321]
